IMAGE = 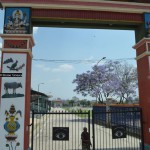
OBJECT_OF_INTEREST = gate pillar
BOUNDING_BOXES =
[0,34,34,150]
[133,38,150,149]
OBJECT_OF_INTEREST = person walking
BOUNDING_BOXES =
[81,127,92,150]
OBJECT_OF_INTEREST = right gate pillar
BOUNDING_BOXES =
[133,38,150,149]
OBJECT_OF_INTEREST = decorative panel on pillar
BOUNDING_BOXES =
[4,7,31,34]
[0,34,34,150]
[0,6,33,150]
[0,53,27,149]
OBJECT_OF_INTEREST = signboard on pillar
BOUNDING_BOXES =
[4,7,31,34]
[0,53,27,149]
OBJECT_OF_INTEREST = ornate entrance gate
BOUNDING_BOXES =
[0,0,150,149]
[30,108,144,150]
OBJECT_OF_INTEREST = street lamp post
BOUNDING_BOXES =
[38,83,44,112]
[95,57,106,103]
[96,57,106,66]
[46,92,52,112]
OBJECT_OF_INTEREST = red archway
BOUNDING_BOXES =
[0,0,150,149]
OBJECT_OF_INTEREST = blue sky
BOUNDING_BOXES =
[0,9,137,100]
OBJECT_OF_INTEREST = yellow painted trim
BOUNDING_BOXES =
[32,16,142,24]
[64,0,150,7]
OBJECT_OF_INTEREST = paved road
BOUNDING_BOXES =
[30,108,141,150]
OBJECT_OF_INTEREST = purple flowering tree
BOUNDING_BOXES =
[73,61,138,103]
[110,61,138,103]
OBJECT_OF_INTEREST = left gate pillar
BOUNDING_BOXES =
[0,34,34,150]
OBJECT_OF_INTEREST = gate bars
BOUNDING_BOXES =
[30,109,144,150]
[92,108,144,150]
[30,110,90,150]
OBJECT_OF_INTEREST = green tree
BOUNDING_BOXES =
[80,99,87,107]
[68,100,75,107]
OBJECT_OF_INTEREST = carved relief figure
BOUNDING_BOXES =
[3,58,13,64]
[2,82,24,98]
[3,58,25,71]
[8,60,18,70]
[4,8,31,34]
[4,105,21,149]
[4,82,22,94]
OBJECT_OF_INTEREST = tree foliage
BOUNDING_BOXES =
[73,61,138,103]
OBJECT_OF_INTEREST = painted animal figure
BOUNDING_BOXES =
[10,60,18,70]
[4,82,22,94]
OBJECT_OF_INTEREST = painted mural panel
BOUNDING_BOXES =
[4,7,31,34]
[0,53,27,150]
[4,40,28,49]
[144,13,150,37]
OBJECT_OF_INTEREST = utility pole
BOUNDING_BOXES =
[38,83,44,112]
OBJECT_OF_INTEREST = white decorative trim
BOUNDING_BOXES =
[27,39,30,50]
[2,2,150,14]
[146,42,150,52]
[133,38,150,50]
[135,51,150,60]
[1,49,33,58]
[0,34,35,47]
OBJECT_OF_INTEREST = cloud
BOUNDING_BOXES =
[43,67,51,71]
[35,64,51,72]
[33,27,39,34]
[35,63,74,73]
[87,56,94,60]
[85,56,94,62]
[35,64,44,68]
[84,56,96,65]
[48,78,61,83]
[52,64,74,72]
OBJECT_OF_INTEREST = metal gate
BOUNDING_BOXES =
[30,108,144,150]
[30,109,90,150]
[92,108,144,150]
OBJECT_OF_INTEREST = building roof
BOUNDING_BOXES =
[31,89,49,98]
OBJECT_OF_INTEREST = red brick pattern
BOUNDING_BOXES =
[4,40,27,49]
[32,9,143,23]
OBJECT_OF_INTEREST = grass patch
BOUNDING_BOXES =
[63,107,92,118]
